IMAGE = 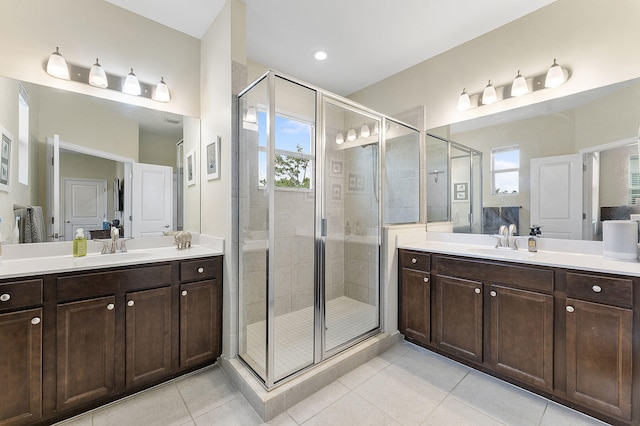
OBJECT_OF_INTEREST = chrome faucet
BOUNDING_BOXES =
[493,224,521,250]
[97,227,129,254]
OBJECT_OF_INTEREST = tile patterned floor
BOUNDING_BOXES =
[242,296,378,380]
[56,340,610,426]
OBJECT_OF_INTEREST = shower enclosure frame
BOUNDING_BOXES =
[238,70,415,389]
[426,133,483,231]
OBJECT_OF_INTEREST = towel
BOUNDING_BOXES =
[13,204,46,243]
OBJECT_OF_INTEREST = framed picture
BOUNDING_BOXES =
[454,182,468,201]
[0,131,12,192]
[348,173,365,192]
[330,160,343,176]
[186,150,196,186]
[206,136,220,180]
[331,183,342,201]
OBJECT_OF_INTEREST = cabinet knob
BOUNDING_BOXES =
[411,258,417,264]
[31,317,41,325]
[474,288,481,294]
[181,290,188,296]
[0,293,10,302]
[198,267,204,274]
[127,300,135,307]
[566,306,575,313]
[107,303,115,311]
[423,277,429,283]
[490,290,497,297]
[592,285,602,293]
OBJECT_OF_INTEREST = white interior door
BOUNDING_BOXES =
[131,162,173,237]
[530,153,583,239]
[62,178,107,240]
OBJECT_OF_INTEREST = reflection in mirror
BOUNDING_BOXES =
[0,75,200,243]
[427,77,640,240]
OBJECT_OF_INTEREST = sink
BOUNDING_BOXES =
[74,251,152,265]
[466,247,536,260]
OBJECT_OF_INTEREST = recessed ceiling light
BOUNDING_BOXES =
[313,50,328,61]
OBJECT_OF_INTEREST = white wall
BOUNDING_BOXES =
[349,0,640,131]
[0,0,200,118]
[200,0,246,358]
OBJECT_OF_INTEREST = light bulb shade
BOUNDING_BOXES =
[457,88,471,111]
[511,71,528,97]
[46,47,70,80]
[482,80,497,105]
[245,106,257,123]
[89,58,108,88]
[122,68,141,96]
[545,59,566,88]
[346,128,357,142]
[373,121,379,135]
[360,123,370,138]
[153,77,170,102]
[335,132,344,145]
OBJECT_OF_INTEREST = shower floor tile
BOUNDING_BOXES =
[243,296,378,380]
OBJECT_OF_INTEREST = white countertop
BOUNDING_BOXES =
[0,234,224,280]
[397,231,640,277]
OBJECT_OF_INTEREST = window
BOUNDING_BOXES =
[258,110,314,189]
[18,83,29,185]
[491,145,519,194]
[629,154,640,204]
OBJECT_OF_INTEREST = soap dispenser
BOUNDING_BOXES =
[527,226,539,252]
[73,228,87,257]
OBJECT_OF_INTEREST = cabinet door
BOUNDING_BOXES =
[435,276,483,362]
[566,298,632,420]
[490,285,553,390]
[0,308,42,425]
[180,280,221,368]
[399,269,430,345]
[125,287,172,387]
[57,296,115,411]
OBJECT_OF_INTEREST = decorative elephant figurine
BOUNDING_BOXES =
[174,231,192,250]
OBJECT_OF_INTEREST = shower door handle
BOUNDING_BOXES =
[321,218,327,237]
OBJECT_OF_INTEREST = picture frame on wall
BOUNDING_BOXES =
[186,150,196,186]
[206,136,220,180]
[0,130,12,192]
[454,182,468,201]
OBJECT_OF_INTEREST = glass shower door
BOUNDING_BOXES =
[322,99,380,355]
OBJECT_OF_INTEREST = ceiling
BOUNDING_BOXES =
[105,0,556,96]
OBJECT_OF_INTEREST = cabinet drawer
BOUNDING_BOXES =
[180,257,221,282]
[400,250,430,271]
[0,279,43,311]
[57,264,171,302]
[566,272,632,308]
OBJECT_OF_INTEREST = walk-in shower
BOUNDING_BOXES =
[426,133,483,233]
[237,71,418,388]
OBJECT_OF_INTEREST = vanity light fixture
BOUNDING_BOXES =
[335,132,344,144]
[46,47,70,80]
[545,58,566,88]
[122,68,141,96]
[346,127,357,142]
[360,122,370,138]
[88,58,108,88]
[372,121,379,135]
[511,70,528,97]
[153,77,170,102]
[43,48,171,103]
[457,88,471,111]
[481,80,497,105]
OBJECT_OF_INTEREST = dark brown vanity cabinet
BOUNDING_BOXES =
[398,249,639,425]
[398,251,430,345]
[432,255,554,389]
[565,272,633,421]
[0,279,43,426]
[179,257,222,367]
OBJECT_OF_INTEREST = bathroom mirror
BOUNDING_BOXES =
[427,77,640,240]
[0,75,201,242]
